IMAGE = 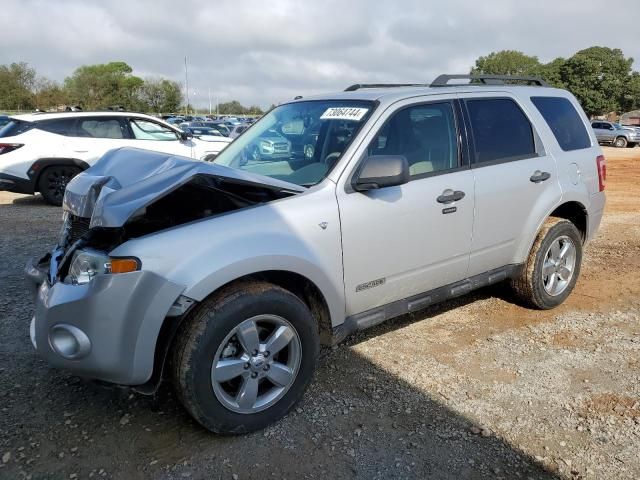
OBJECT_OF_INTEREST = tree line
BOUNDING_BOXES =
[0,61,264,115]
[471,46,640,117]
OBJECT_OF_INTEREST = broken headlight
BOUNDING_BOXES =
[65,248,111,285]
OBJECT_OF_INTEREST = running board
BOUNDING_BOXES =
[333,264,521,343]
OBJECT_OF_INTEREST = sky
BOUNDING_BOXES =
[1,0,639,109]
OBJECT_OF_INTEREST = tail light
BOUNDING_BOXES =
[0,143,23,155]
[596,155,606,192]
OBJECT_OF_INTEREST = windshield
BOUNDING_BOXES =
[214,100,375,186]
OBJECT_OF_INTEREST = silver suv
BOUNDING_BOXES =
[26,75,606,434]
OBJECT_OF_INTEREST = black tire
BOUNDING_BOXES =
[510,218,583,310]
[614,136,628,148]
[626,143,636,148]
[171,281,320,434]
[37,165,81,206]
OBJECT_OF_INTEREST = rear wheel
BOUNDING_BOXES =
[172,281,319,434]
[37,165,81,206]
[511,218,583,309]
[614,136,628,148]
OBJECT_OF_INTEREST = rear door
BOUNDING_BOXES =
[459,94,562,275]
[39,116,130,165]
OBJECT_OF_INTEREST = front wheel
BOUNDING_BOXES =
[511,218,583,309]
[614,136,628,148]
[37,165,81,206]
[172,281,319,434]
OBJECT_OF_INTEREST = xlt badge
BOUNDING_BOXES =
[356,278,386,292]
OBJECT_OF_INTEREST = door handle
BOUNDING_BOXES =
[436,189,465,204]
[530,170,551,183]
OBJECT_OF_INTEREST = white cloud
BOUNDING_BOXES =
[1,0,638,108]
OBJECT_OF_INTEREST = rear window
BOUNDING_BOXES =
[531,97,591,151]
[0,120,34,138]
[466,98,536,163]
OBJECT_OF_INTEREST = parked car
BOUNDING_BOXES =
[0,111,232,205]
[591,121,639,148]
[180,126,225,141]
[209,122,232,137]
[26,75,605,434]
[228,124,249,138]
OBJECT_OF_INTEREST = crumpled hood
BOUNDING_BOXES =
[63,147,305,228]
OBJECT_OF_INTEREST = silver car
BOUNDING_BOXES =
[27,75,606,434]
[591,120,640,148]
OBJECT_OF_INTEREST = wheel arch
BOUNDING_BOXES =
[137,269,335,394]
[29,158,90,191]
[518,200,588,265]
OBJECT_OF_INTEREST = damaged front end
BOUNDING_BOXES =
[25,147,305,386]
[34,147,304,287]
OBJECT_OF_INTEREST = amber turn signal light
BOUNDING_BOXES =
[109,258,140,274]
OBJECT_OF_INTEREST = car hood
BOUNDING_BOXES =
[63,147,305,228]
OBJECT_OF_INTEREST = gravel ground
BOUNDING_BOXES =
[0,147,638,479]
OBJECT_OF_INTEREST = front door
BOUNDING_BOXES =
[337,100,475,316]
[126,117,194,157]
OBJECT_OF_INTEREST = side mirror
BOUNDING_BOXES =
[180,131,193,141]
[352,155,410,192]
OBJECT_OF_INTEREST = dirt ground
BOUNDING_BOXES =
[0,147,638,480]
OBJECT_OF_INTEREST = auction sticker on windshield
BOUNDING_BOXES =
[320,107,369,121]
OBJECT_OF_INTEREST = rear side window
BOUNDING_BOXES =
[38,119,78,136]
[466,98,535,163]
[77,118,125,139]
[531,97,591,151]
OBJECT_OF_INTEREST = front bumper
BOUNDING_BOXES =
[26,257,184,385]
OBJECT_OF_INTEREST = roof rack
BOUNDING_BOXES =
[430,74,549,87]
[344,83,429,92]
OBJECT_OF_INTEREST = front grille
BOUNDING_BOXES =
[69,216,90,244]
[273,142,289,152]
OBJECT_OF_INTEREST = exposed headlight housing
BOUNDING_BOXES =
[64,249,140,285]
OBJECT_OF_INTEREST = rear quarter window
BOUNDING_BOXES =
[0,120,34,138]
[531,97,591,151]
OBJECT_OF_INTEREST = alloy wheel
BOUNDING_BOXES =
[211,314,302,414]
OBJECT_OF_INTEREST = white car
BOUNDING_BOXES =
[0,111,232,205]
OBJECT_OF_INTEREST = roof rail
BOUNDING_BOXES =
[344,83,429,92]
[430,74,549,87]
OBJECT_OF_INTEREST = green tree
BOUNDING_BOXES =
[0,62,36,110]
[33,76,68,110]
[64,61,144,110]
[539,57,566,88]
[140,78,183,113]
[471,50,542,76]
[621,71,640,113]
[560,47,633,117]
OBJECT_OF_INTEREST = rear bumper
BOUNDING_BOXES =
[26,257,184,385]
[0,172,35,194]
[587,191,606,242]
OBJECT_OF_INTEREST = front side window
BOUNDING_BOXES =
[77,118,125,139]
[466,98,536,163]
[214,100,375,186]
[367,102,458,177]
[130,119,178,141]
[531,97,591,151]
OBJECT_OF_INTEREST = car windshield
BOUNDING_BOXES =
[214,100,375,186]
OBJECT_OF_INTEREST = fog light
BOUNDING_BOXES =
[49,324,91,359]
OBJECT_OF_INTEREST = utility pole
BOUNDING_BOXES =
[208,87,212,116]
[184,56,189,116]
